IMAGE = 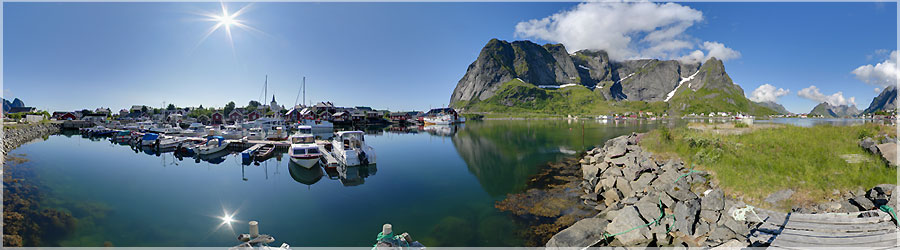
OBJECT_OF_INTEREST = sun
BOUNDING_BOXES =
[196,2,261,54]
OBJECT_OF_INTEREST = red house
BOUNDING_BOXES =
[228,110,243,123]
[211,112,224,124]
[285,108,303,123]
[247,111,261,121]
[60,112,78,121]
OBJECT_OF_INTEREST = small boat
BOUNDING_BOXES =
[289,133,320,168]
[329,131,376,166]
[245,127,265,140]
[141,133,160,146]
[265,127,288,141]
[195,136,229,155]
[254,143,276,160]
[181,123,208,137]
[155,136,183,149]
[296,125,313,135]
[220,125,244,139]
[298,119,334,132]
[113,131,131,141]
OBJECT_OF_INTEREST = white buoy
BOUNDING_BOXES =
[382,224,392,236]
[249,221,259,238]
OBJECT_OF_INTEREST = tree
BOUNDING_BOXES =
[198,104,204,110]
[248,100,261,107]
[81,109,92,115]
[225,101,236,115]
[167,104,176,110]
[141,106,148,113]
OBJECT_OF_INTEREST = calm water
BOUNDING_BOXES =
[10,119,656,247]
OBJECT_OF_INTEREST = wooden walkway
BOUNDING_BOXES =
[755,209,899,249]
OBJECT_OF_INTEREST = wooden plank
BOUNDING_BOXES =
[772,236,898,248]
[783,220,897,233]
[773,231,898,245]
[781,228,898,238]
[788,215,891,225]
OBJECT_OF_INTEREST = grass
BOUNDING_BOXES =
[641,123,897,210]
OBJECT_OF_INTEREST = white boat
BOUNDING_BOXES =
[155,136,183,149]
[265,126,288,141]
[330,131,376,166]
[181,123,209,137]
[423,114,465,125]
[297,119,334,132]
[194,136,230,155]
[288,133,321,168]
[141,133,160,146]
[245,127,265,140]
[219,125,244,139]
[296,125,313,135]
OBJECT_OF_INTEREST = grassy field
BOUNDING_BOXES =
[640,123,897,210]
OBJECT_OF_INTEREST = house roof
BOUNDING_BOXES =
[7,107,35,113]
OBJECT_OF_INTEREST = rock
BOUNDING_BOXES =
[615,177,633,197]
[860,137,879,153]
[875,143,898,167]
[699,209,720,224]
[667,186,699,201]
[594,203,607,211]
[622,165,642,181]
[673,199,700,234]
[582,164,600,179]
[604,189,623,206]
[874,184,896,196]
[693,219,711,237]
[764,189,794,205]
[635,200,662,222]
[706,226,736,243]
[601,177,617,189]
[819,202,842,213]
[631,173,656,192]
[606,207,652,246]
[581,193,599,201]
[838,200,860,213]
[701,189,725,211]
[603,167,624,178]
[545,217,610,247]
[607,143,627,158]
[710,239,746,249]
[608,155,631,167]
[723,217,749,237]
[850,195,876,210]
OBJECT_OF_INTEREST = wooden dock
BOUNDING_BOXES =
[316,140,340,168]
[757,210,899,249]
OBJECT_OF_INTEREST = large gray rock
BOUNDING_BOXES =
[582,164,600,179]
[545,217,609,247]
[606,206,652,246]
[673,199,700,234]
[876,143,897,167]
[860,137,879,153]
[701,189,725,211]
[850,195,876,210]
[667,186,699,201]
[635,200,662,222]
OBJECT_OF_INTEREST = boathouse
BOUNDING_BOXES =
[59,112,78,121]
[228,110,243,123]
[247,110,261,121]
[211,112,224,124]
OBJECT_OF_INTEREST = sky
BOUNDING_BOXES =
[3,2,897,114]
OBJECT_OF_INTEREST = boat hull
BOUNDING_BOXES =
[290,156,320,169]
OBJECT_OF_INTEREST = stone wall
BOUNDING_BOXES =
[2,123,60,155]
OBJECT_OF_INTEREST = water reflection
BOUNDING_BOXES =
[288,162,325,186]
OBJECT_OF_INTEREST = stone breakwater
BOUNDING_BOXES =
[2,123,60,155]
[545,133,898,248]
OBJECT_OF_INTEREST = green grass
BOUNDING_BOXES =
[641,123,897,210]
[456,79,668,116]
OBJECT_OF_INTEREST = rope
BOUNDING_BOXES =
[372,232,410,250]
[730,205,763,222]
[880,205,898,227]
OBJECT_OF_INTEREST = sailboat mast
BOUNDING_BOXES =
[264,75,268,108]
[302,77,306,107]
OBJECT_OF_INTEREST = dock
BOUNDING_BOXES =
[754,209,899,249]
[316,140,340,168]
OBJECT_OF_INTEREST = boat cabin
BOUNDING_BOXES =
[290,134,315,144]
[336,131,365,150]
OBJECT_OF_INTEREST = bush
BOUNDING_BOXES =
[734,122,749,128]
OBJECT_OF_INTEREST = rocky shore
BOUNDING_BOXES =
[2,123,60,155]
[544,133,898,248]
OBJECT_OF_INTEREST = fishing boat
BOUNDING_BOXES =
[422,108,464,125]
[329,131,376,166]
[140,133,160,146]
[288,133,320,168]
[195,136,229,155]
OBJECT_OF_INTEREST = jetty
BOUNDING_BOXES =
[316,140,340,168]
[755,209,899,249]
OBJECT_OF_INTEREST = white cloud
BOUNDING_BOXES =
[852,50,897,88]
[797,85,856,106]
[514,1,740,63]
[748,84,789,103]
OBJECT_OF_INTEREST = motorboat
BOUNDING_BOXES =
[265,126,288,141]
[181,123,209,137]
[297,119,334,132]
[423,108,464,125]
[140,133,160,146]
[112,131,131,141]
[219,125,244,139]
[154,135,184,149]
[289,133,321,168]
[195,136,230,155]
[329,131,376,166]
[245,127,265,140]
[296,125,313,135]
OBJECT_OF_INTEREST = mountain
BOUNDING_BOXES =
[862,85,897,115]
[2,98,24,112]
[754,101,790,115]
[809,102,860,118]
[450,39,776,116]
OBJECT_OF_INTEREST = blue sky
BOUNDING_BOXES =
[3,2,896,113]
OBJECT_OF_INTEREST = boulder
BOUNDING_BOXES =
[606,206,652,246]
[609,155,632,167]
[764,189,794,205]
[860,137,879,153]
[838,200,860,213]
[667,186,699,201]
[622,164,642,181]
[710,239,746,249]
[874,184,896,196]
[723,217,749,237]
[604,189,623,206]
[615,177,634,197]
[699,209,720,224]
[545,217,610,247]
[701,189,725,211]
[582,164,600,179]
[850,195,876,210]
[635,200,662,222]
[673,199,700,234]
[631,173,656,192]
[601,177,617,189]
[607,142,627,158]
[706,226,736,243]
[876,143,897,166]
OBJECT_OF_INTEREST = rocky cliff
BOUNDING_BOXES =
[862,85,897,115]
[754,101,790,115]
[450,39,773,115]
[809,102,860,118]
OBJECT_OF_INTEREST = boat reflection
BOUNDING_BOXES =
[324,164,377,187]
[422,124,461,137]
[288,161,324,186]
[195,150,231,164]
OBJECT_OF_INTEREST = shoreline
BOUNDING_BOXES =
[500,131,898,247]
[3,122,61,155]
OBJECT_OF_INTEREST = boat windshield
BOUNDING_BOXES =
[294,147,319,155]
[291,136,314,144]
